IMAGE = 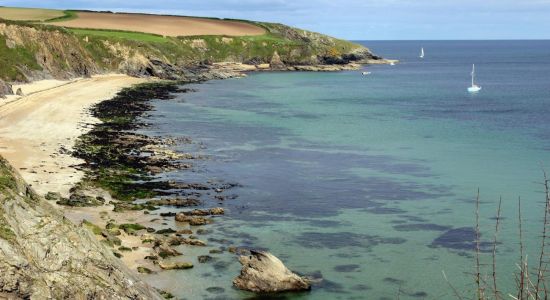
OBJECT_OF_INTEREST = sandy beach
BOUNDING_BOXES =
[0,74,148,197]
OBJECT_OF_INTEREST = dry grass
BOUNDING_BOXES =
[49,11,265,37]
[0,7,64,21]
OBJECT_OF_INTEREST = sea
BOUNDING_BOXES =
[139,40,550,299]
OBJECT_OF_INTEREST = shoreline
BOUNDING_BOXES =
[0,74,245,298]
[0,74,149,197]
[0,65,385,297]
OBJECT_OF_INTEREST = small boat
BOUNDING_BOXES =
[390,62,395,66]
[420,47,424,59]
[467,64,482,93]
[362,71,371,75]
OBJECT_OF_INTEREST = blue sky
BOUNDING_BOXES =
[3,0,550,40]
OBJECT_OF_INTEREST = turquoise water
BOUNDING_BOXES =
[142,41,550,299]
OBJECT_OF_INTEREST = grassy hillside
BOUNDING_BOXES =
[0,9,375,83]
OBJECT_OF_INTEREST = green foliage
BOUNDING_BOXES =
[82,220,103,235]
[119,223,146,234]
[118,246,132,252]
[43,10,78,22]
[0,213,16,243]
[70,28,170,43]
[0,35,41,81]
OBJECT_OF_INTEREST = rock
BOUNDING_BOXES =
[57,190,104,207]
[15,88,23,96]
[146,198,200,207]
[156,228,176,234]
[180,207,224,216]
[175,214,212,226]
[0,157,162,299]
[119,223,146,235]
[198,255,213,263]
[158,261,194,270]
[137,266,153,274]
[177,229,193,235]
[44,191,62,201]
[209,207,225,215]
[166,236,207,247]
[5,38,16,49]
[233,250,311,293]
[0,79,13,98]
[155,243,182,258]
[270,51,285,69]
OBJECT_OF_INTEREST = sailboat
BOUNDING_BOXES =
[467,64,482,93]
[420,47,424,58]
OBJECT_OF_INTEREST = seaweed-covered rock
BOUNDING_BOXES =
[57,190,104,207]
[159,261,193,270]
[233,250,311,293]
[174,214,212,226]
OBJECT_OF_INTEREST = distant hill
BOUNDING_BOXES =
[0,7,379,92]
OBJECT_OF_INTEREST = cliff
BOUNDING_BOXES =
[0,157,162,299]
[0,17,378,97]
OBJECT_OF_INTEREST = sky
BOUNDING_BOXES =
[2,0,550,40]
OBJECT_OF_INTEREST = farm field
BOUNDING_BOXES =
[49,11,266,36]
[0,7,64,21]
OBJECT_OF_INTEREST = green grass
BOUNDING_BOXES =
[0,35,41,81]
[0,222,15,242]
[43,10,78,22]
[70,28,170,43]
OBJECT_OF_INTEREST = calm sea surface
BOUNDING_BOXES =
[140,40,550,299]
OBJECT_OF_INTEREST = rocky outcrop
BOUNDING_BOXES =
[0,19,380,83]
[0,80,13,98]
[0,22,97,81]
[270,51,285,69]
[233,250,311,293]
[0,157,162,299]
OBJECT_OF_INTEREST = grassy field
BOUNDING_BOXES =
[49,11,265,37]
[70,28,170,43]
[0,7,64,21]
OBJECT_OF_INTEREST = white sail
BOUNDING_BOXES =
[468,64,481,93]
[420,47,424,58]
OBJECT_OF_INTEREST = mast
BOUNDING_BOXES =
[471,64,475,86]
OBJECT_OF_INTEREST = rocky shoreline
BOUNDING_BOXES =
[0,54,390,297]
[49,63,322,297]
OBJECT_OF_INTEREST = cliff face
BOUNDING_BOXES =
[0,22,97,81]
[0,19,378,97]
[0,157,162,299]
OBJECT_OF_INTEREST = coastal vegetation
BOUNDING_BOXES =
[0,7,374,88]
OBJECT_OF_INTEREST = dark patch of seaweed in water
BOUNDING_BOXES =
[72,82,205,202]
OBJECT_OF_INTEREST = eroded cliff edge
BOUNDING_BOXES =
[0,157,162,299]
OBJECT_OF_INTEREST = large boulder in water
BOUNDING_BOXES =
[233,250,311,293]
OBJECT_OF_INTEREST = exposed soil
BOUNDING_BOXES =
[50,12,266,37]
